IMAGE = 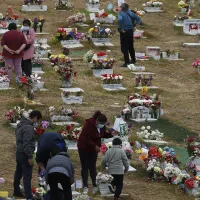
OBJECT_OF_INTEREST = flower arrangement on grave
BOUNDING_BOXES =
[24,0,43,5]
[192,58,200,72]
[92,57,115,69]
[66,13,86,24]
[96,172,113,184]
[35,121,49,140]
[122,145,133,160]
[185,135,200,158]
[0,56,5,67]
[32,58,44,68]
[133,9,145,17]
[48,106,78,122]
[88,23,112,38]
[5,106,32,123]
[58,124,82,140]
[164,50,179,59]
[56,0,73,10]
[86,0,100,5]
[32,17,45,33]
[32,187,46,199]
[95,12,108,18]
[135,74,153,87]
[16,75,34,100]
[178,0,188,9]
[61,90,83,98]
[0,74,10,83]
[136,126,164,140]
[101,74,123,84]
[142,0,163,7]
[0,7,19,23]
[30,74,43,90]
[53,28,85,42]
[173,15,189,21]
[83,50,95,63]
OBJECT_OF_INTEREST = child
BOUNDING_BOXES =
[102,138,129,200]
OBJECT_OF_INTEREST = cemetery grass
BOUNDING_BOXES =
[0,0,199,199]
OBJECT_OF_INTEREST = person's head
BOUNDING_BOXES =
[120,3,129,12]
[112,138,122,146]
[93,111,107,129]
[8,23,17,31]
[21,19,31,32]
[29,110,42,123]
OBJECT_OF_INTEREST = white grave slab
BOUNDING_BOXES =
[183,42,200,46]
[52,121,79,126]
[60,88,84,92]
[173,20,184,27]
[101,193,129,197]
[21,5,48,12]
[132,72,154,75]
[135,86,159,89]
[93,69,113,77]
[35,32,49,35]
[135,52,149,61]
[102,84,126,91]
[144,140,168,145]
[146,46,161,60]
[0,82,13,90]
[143,7,163,12]
[86,3,100,12]
[183,19,200,35]
[91,38,114,47]
[61,40,84,49]
[161,52,183,61]
[128,64,145,71]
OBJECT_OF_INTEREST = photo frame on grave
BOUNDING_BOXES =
[183,19,200,35]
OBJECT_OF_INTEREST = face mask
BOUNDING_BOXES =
[97,124,104,129]
[21,25,29,31]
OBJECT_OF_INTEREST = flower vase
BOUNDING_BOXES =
[62,80,72,88]
[40,25,43,33]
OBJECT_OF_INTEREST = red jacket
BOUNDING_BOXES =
[77,118,113,152]
[1,30,27,58]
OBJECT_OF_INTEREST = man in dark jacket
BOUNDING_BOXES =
[36,132,67,172]
[118,3,141,67]
[13,110,42,200]
[45,145,74,200]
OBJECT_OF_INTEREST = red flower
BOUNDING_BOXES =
[190,146,195,151]
[186,136,195,144]
[184,178,194,189]
[66,125,71,130]
[32,187,36,193]
[97,52,106,57]
[20,76,28,84]
[101,12,108,17]
[130,142,134,146]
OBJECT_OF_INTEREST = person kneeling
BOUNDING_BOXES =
[102,138,129,200]
[45,145,74,200]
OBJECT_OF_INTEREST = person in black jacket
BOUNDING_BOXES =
[36,132,67,172]
[45,145,74,200]
[13,110,42,200]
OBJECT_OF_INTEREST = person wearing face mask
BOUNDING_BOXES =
[77,111,117,195]
[13,110,42,200]
[21,19,35,77]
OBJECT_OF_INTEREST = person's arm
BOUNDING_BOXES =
[130,11,142,25]
[121,150,129,173]
[1,35,14,54]
[102,151,109,168]
[15,34,27,54]
[118,13,125,32]
[38,162,45,171]
[26,29,35,44]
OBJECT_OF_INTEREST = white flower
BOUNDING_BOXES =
[141,126,145,130]
[118,75,123,80]
[31,74,41,83]
[147,126,151,130]
[49,106,55,112]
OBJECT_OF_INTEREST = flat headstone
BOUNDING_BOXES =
[102,84,126,91]
[183,43,200,46]
[21,5,48,12]
[91,38,114,47]
[143,7,163,12]
[60,88,84,92]
[93,69,113,78]
[61,40,84,49]
[143,140,168,145]
[132,72,154,75]
[52,122,80,126]
[100,193,129,197]
[173,20,184,27]
[183,19,200,35]
[86,3,100,12]
[130,118,157,122]
[135,86,159,89]
[35,32,49,35]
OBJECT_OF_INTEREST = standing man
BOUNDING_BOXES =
[13,110,42,200]
[118,3,141,67]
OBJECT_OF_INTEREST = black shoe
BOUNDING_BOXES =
[121,63,128,67]
[130,60,136,64]
[13,192,25,198]
[108,184,115,193]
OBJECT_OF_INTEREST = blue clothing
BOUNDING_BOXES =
[118,10,141,30]
[36,132,67,164]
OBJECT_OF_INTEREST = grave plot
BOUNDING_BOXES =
[48,106,79,126]
[34,38,51,60]
[66,13,87,26]
[90,51,114,77]
[88,23,114,47]
[55,0,73,10]
[31,74,48,91]
[85,0,100,12]
[121,93,163,122]
[32,58,45,74]
[33,17,49,35]
[183,19,200,35]
[142,0,163,12]
[134,72,158,89]
[60,88,84,104]
[21,0,47,11]
[146,46,161,60]
[161,50,184,61]
[0,67,12,90]
[173,15,189,27]
[55,28,85,49]
[90,9,116,24]
[101,74,126,91]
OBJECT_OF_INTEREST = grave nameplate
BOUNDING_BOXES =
[143,6,162,12]
[102,84,126,91]
[91,38,114,47]
[86,3,100,12]
[61,40,83,48]
[21,5,48,12]
[93,69,113,78]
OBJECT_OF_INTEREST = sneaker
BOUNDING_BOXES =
[83,187,89,195]
[93,186,98,194]
[108,184,115,193]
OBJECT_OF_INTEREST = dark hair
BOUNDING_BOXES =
[51,145,63,157]
[121,3,129,11]
[29,110,42,120]
[8,23,17,30]
[112,138,122,145]
[93,111,107,123]
[23,19,31,26]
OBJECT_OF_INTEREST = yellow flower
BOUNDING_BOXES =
[142,86,148,94]
[89,28,94,32]
[158,148,163,154]
[103,58,108,61]
[135,149,142,154]
[56,33,60,37]
[196,175,200,181]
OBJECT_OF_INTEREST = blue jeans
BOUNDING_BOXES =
[14,152,33,199]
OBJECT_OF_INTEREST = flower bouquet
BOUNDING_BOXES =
[89,23,112,38]
[192,58,200,72]
[94,12,116,24]
[24,0,43,5]
[162,50,180,60]
[185,135,200,159]
[132,9,145,18]
[137,126,164,140]
[56,0,73,10]
[178,0,189,12]
[2,7,19,24]
[61,89,84,104]
[86,0,100,12]
[0,68,10,88]
[122,145,133,160]
[173,15,189,26]
[30,74,44,91]
[16,75,34,100]
[66,13,86,24]
[32,58,44,69]
[83,50,95,63]
[49,106,78,122]
[35,121,49,140]
[101,74,123,84]
[96,172,113,195]
[32,17,45,33]
[135,74,153,87]
[164,163,181,182]
[143,0,163,12]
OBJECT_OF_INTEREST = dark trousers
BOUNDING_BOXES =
[48,172,72,200]
[111,174,124,198]
[13,152,33,199]
[22,59,32,77]
[78,149,98,187]
[120,29,136,64]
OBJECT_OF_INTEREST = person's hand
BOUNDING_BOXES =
[95,145,100,153]
[124,169,128,173]
[14,50,21,54]
[8,49,14,54]
[111,130,118,136]
[28,158,34,166]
